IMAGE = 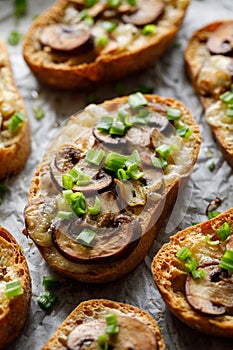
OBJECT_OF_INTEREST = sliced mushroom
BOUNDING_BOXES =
[67,315,157,350]
[50,145,112,193]
[205,197,222,217]
[92,127,128,147]
[50,145,83,191]
[52,215,141,264]
[185,263,233,316]
[122,0,165,26]
[149,113,174,135]
[115,178,146,208]
[39,23,92,52]
[226,234,233,250]
[72,168,112,194]
[24,196,56,247]
[87,1,108,17]
[207,22,233,55]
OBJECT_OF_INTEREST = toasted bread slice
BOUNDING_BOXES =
[0,226,31,349]
[0,40,30,180]
[23,93,201,283]
[185,20,233,169]
[23,0,189,90]
[42,298,165,350]
[152,208,233,338]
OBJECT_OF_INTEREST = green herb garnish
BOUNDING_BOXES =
[5,279,23,298]
[216,222,232,241]
[76,228,97,247]
[7,30,22,45]
[8,111,25,132]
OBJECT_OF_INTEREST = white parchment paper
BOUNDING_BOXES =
[0,0,233,349]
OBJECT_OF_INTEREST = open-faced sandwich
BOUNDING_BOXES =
[152,208,233,338]
[0,39,30,180]
[0,226,31,349]
[185,20,233,169]
[24,93,201,283]
[42,298,165,349]
[23,0,189,90]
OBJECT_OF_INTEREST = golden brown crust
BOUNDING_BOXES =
[23,0,189,90]
[0,226,31,349]
[152,208,233,338]
[24,94,201,283]
[184,20,233,169]
[42,299,165,350]
[0,40,31,180]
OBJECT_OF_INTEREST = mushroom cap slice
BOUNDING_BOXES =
[52,215,141,264]
[92,127,128,147]
[185,263,233,316]
[50,145,112,193]
[122,0,165,26]
[39,23,92,52]
[207,22,233,55]
[67,315,157,350]
[50,145,83,191]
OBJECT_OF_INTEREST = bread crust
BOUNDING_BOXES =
[184,20,233,169]
[23,0,189,90]
[152,208,233,338]
[24,94,201,283]
[0,226,31,349]
[42,298,165,349]
[0,40,31,180]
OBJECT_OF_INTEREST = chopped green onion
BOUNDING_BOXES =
[127,163,144,180]
[7,30,22,45]
[14,0,27,18]
[69,167,91,186]
[8,111,25,132]
[42,276,60,289]
[125,150,141,166]
[105,314,119,335]
[37,290,58,310]
[151,155,167,169]
[176,247,192,261]
[207,210,221,219]
[109,121,126,135]
[33,105,45,120]
[219,250,233,272]
[96,35,109,47]
[97,335,109,350]
[128,92,148,109]
[226,109,233,117]
[102,21,117,32]
[85,149,105,166]
[107,0,121,7]
[127,0,137,4]
[185,257,198,273]
[156,144,172,159]
[142,24,156,35]
[220,91,233,103]
[85,0,98,7]
[62,189,73,204]
[117,109,131,126]
[76,228,97,247]
[105,152,129,172]
[131,108,151,125]
[97,116,113,132]
[166,107,181,120]
[216,222,232,241]
[62,174,75,190]
[191,268,206,279]
[205,235,220,246]
[70,192,86,216]
[208,162,215,171]
[5,279,23,298]
[176,125,192,138]
[57,211,73,219]
[88,196,101,215]
[117,168,130,181]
